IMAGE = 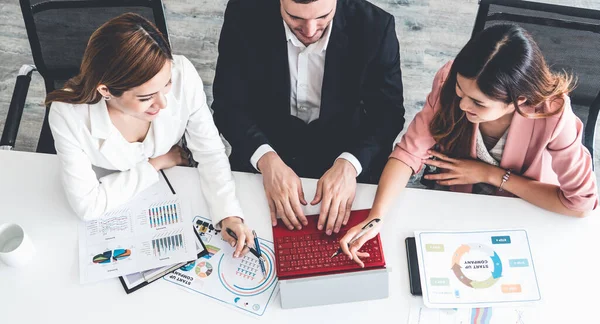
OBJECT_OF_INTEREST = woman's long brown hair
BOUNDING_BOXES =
[430,24,575,158]
[45,13,172,105]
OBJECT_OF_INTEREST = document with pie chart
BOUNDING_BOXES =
[415,229,541,308]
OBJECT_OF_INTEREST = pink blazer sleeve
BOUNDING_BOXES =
[547,101,598,211]
[389,61,452,173]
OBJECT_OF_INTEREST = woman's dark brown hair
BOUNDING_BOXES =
[45,13,172,105]
[430,24,574,158]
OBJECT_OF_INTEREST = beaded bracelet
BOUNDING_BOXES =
[498,169,511,192]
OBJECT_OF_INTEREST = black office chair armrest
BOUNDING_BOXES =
[0,65,36,150]
[584,92,600,168]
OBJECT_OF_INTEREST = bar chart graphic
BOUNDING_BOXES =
[148,202,181,228]
[152,232,185,257]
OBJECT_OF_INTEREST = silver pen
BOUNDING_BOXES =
[331,218,381,258]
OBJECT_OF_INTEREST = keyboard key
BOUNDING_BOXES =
[278,242,293,249]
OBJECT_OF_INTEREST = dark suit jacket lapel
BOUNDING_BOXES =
[270,8,291,120]
[320,5,348,122]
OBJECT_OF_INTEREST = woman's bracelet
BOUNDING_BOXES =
[498,169,511,192]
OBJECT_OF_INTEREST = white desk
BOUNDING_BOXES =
[0,150,598,323]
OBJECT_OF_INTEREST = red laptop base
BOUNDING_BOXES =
[273,209,386,280]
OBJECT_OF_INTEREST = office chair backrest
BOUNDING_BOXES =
[472,0,600,162]
[20,0,169,153]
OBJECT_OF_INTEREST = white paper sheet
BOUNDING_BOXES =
[414,229,541,308]
[164,215,279,317]
[78,176,197,283]
[408,305,532,324]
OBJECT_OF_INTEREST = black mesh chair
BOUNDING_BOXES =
[472,0,600,165]
[0,0,169,154]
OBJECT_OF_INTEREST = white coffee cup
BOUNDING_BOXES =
[0,223,36,268]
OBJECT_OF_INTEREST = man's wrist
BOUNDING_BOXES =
[336,153,362,176]
[257,151,279,172]
[334,158,358,177]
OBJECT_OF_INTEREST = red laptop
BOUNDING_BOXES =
[273,209,386,280]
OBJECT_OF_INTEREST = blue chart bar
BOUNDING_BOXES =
[152,233,185,257]
[149,203,181,228]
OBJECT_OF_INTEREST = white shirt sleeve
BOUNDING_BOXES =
[337,152,363,176]
[49,106,160,221]
[178,57,244,227]
[250,144,276,172]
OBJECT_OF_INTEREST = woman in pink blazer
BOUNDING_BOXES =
[338,24,598,266]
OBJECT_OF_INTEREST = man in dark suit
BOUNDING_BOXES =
[212,0,405,235]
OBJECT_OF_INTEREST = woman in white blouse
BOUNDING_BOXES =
[46,13,253,257]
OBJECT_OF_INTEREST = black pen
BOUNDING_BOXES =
[225,228,261,259]
[331,218,381,258]
[226,228,267,277]
[253,230,267,277]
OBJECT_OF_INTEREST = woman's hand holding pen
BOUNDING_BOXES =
[220,216,254,258]
[338,217,383,268]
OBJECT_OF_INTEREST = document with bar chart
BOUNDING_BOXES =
[78,176,197,284]
[414,229,541,308]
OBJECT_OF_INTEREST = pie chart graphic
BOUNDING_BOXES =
[195,261,213,278]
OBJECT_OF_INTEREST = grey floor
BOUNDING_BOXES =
[1,0,599,187]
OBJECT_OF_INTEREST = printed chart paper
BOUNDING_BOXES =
[78,179,197,283]
[164,215,279,317]
[408,306,532,324]
[415,229,541,308]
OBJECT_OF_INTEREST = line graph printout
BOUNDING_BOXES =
[415,230,541,308]
[78,177,197,284]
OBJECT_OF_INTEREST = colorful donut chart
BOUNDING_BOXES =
[451,244,502,289]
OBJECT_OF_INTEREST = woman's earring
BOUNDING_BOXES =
[104,96,111,101]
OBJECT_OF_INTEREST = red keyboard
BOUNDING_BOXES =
[273,209,386,279]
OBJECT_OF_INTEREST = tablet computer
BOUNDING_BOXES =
[405,237,422,296]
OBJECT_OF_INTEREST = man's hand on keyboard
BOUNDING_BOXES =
[258,152,308,230]
[339,218,382,267]
[312,158,357,235]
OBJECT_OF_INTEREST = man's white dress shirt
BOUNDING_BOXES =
[249,20,362,175]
